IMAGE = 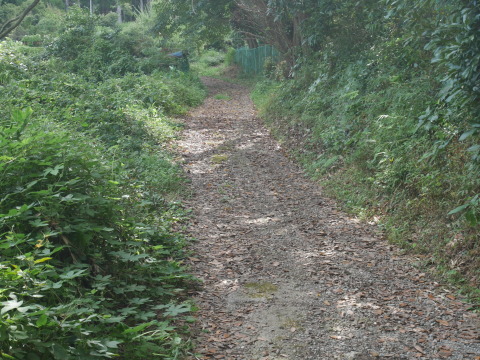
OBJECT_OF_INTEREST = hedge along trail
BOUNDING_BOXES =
[0,11,207,357]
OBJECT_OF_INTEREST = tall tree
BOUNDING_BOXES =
[153,0,232,48]
[0,0,41,40]
[117,3,122,22]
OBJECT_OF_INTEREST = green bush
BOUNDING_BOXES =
[225,47,235,65]
[0,108,194,359]
[0,18,206,356]
[190,49,228,76]
[253,19,480,297]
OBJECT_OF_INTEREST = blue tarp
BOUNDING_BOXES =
[168,51,184,58]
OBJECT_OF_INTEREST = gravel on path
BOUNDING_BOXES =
[177,77,480,360]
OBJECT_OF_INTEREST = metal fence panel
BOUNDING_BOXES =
[234,45,280,75]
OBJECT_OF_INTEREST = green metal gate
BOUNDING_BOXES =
[234,45,280,75]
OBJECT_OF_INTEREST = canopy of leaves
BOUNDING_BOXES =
[152,0,233,48]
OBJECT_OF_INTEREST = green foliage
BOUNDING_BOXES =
[153,0,232,49]
[252,0,480,295]
[198,49,225,67]
[225,47,235,65]
[424,1,480,153]
[388,0,480,224]
[43,8,202,79]
[0,11,206,356]
[190,49,228,76]
[47,9,135,78]
[0,108,193,359]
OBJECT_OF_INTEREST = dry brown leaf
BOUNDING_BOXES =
[414,345,426,354]
[459,331,479,340]
[438,350,453,358]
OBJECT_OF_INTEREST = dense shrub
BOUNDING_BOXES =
[0,109,193,359]
[251,0,479,299]
[0,16,205,356]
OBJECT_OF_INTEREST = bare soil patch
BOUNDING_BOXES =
[177,77,480,360]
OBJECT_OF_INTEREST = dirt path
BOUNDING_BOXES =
[177,78,479,360]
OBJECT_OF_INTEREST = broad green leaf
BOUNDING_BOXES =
[459,129,476,141]
[17,306,34,313]
[104,340,122,348]
[103,316,126,323]
[123,321,156,334]
[52,344,69,360]
[1,299,23,315]
[465,210,478,227]
[59,269,87,280]
[36,314,48,327]
[467,144,480,152]
[0,353,15,359]
[448,203,469,215]
[43,164,64,176]
[162,303,192,317]
[29,219,49,228]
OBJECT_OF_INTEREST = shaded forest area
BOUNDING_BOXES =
[1,0,479,359]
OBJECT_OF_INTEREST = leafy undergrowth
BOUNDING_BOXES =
[190,49,228,77]
[1,31,205,359]
[251,57,480,304]
[190,49,254,85]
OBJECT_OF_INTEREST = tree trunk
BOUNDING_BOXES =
[117,4,122,23]
[246,37,258,48]
[89,0,93,15]
[0,0,42,40]
[292,13,307,48]
[139,0,144,12]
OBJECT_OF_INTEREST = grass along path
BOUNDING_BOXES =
[178,77,480,360]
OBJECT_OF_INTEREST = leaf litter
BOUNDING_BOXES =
[177,77,480,360]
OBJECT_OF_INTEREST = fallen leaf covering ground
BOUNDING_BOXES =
[177,77,480,360]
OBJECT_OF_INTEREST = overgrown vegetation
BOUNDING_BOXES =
[1,6,206,359]
[2,0,480,356]
[190,49,228,77]
[248,0,479,301]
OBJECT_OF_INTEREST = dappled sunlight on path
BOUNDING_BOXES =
[178,78,480,360]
